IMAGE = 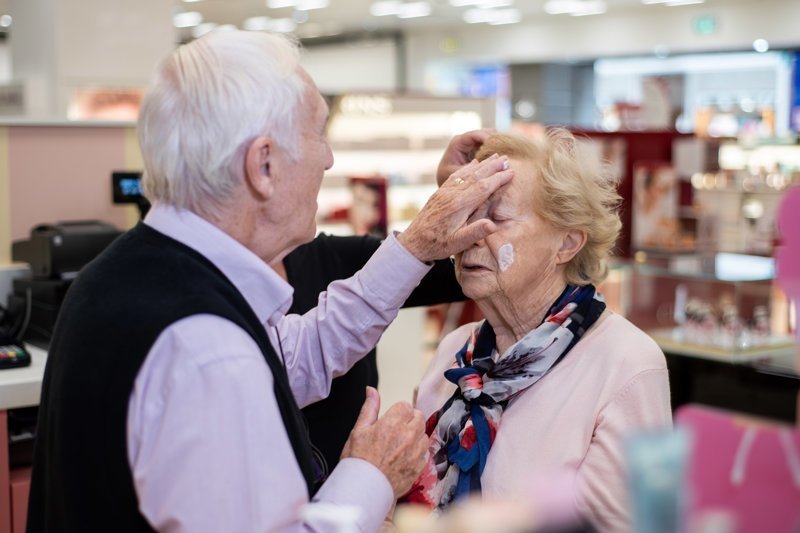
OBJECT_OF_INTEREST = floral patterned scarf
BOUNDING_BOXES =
[403,284,606,509]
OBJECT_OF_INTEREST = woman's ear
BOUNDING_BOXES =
[244,136,274,200]
[556,229,587,265]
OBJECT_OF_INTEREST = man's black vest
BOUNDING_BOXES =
[27,223,317,532]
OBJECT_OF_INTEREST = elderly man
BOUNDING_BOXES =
[27,30,512,533]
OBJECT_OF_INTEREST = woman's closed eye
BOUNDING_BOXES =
[489,210,512,223]
[467,205,491,224]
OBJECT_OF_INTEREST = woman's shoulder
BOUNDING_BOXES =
[439,321,479,354]
[580,311,667,374]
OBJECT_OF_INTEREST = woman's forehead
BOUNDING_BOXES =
[491,157,537,206]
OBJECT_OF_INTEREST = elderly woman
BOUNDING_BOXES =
[407,130,671,530]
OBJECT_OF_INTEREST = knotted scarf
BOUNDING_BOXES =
[403,284,606,509]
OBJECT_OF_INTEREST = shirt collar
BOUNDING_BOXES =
[143,203,293,327]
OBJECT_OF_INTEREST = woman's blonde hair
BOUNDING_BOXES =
[475,129,621,286]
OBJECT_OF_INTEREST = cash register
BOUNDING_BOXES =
[9,221,122,348]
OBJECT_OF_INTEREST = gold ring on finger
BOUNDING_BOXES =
[452,177,465,185]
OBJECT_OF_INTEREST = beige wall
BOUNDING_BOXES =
[0,123,140,264]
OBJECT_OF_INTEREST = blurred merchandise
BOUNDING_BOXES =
[676,405,800,533]
[348,177,388,238]
[614,251,794,351]
[594,52,793,139]
[632,163,681,251]
[626,429,690,533]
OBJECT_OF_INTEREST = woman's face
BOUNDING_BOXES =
[455,157,565,304]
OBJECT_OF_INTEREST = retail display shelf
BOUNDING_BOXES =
[648,327,796,364]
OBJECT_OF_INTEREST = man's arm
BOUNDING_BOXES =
[128,316,397,533]
[276,233,431,408]
[297,233,465,310]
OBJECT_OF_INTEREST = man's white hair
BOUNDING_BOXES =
[138,29,305,218]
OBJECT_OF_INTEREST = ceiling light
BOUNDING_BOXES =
[544,0,605,15]
[397,1,432,18]
[243,15,297,32]
[464,8,494,23]
[464,7,520,23]
[753,38,769,53]
[0,15,11,27]
[243,16,272,31]
[267,0,297,8]
[173,11,203,28]
[182,0,203,3]
[641,0,705,4]
[370,0,401,16]
[570,0,606,15]
[478,0,513,7]
[192,22,218,38]
[449,0,482,5]
[296,0,329,10]
[489,8,521,24]
[515,99,536,119]
[269,18,298,32]
[544,0,575,14]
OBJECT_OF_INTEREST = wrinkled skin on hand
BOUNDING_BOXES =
[341,387,428,498]
[399,154,513,263]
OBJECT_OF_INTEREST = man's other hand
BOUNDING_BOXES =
[399,153,514,263]
[341,387,428,498]
[436,129,494,187]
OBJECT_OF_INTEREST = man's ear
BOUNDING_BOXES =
[244,136,275,200]
[556,229,587,265]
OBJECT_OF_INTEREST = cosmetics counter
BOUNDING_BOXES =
[603,249,797,423]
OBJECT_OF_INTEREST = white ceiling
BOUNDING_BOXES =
[173,0,758,41]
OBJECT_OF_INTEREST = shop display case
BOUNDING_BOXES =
[687,139,800,255]
[603,251,798,421]
[608,251,795,363]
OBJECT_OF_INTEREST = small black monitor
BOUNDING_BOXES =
[111,171,150,218]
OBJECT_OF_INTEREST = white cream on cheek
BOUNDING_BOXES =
[498,243,515,272]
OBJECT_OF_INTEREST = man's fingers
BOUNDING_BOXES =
[461,169,514,208]
[445,159,480,186]
[453,129,493,160]
[449,219,499,253]
[384,401,415,422]
[353,386,381,429]
[410,409,425,433]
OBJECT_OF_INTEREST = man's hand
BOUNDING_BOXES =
[399,153,513,263]
[436,129,494,186]
[341,387,428,498]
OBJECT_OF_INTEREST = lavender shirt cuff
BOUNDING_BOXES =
[313,458,394,532]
